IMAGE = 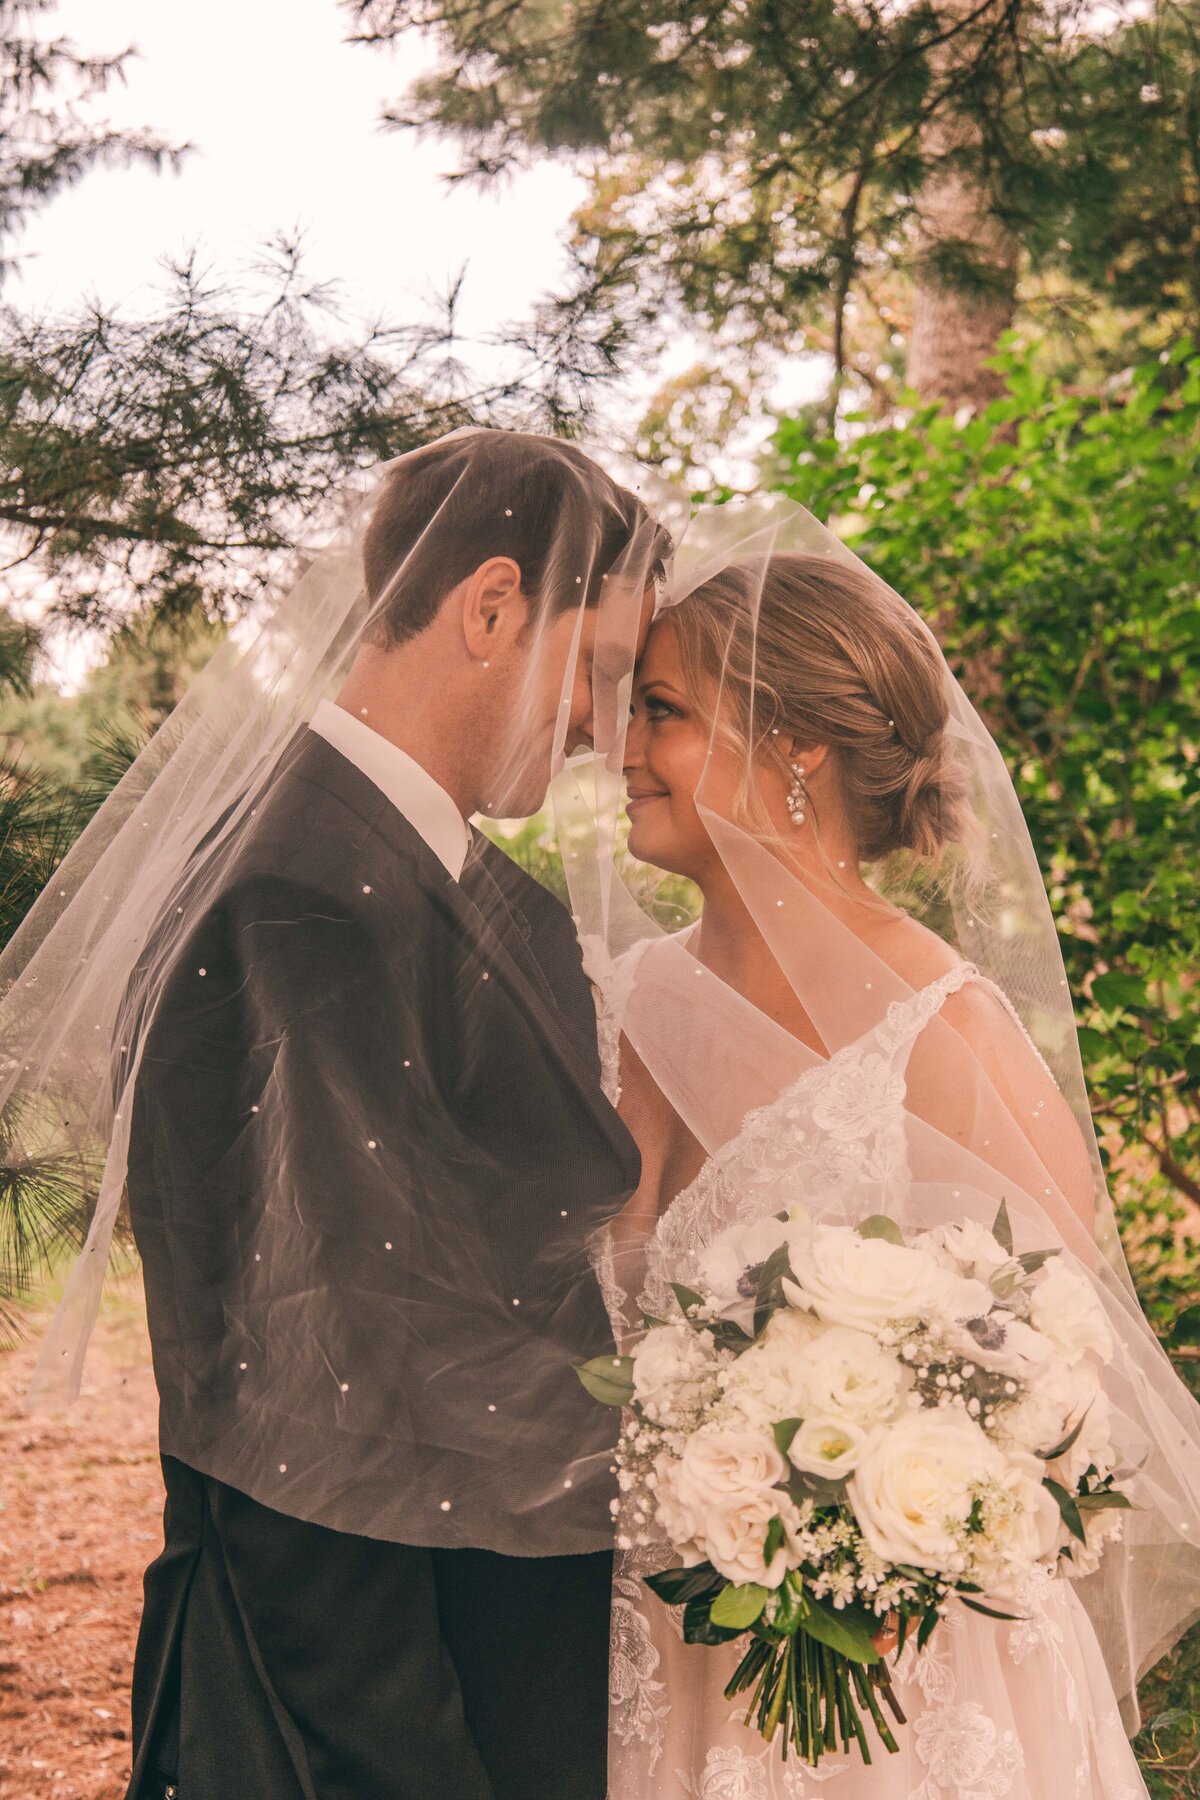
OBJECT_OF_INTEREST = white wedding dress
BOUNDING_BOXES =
[594,948,1149,1800]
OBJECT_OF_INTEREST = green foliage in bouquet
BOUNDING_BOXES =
[578,1200,1130,1767]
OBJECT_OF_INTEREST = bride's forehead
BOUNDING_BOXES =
[636,617,684,680]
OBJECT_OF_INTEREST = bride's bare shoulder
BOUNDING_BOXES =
[864,911,964,993]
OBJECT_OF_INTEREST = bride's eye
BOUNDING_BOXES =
[643,695,679,721]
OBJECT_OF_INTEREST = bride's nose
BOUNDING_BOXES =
[622,705,648,779]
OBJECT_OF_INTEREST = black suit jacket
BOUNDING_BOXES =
[121,730,640,1799]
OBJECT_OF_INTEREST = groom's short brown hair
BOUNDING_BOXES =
[361,430,668,648]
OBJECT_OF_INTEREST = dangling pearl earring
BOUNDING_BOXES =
[787,762,809,826]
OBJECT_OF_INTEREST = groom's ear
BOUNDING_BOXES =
[459,556,528,664]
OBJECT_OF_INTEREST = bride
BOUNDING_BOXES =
[569,509,1200,1799]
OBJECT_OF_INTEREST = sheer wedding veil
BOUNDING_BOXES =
[0,426,682,1554]
[558,492,1200,1724]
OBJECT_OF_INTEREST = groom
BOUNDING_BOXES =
[121,433,664,1800]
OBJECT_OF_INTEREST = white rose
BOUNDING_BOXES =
[672,1422,788,1510]
[631,1323,717,1420]
[698,1210,812,1334]
[1028,1259,1113,1365]
[783,1227,990,1334]
[788,1415,872,1479]
[799,1325,910,1428]
[700,1488,792,1589]
[847,1409,1002,1573]
[652,1454,707,1567]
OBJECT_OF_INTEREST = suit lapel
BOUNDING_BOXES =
[284,731,633,1171]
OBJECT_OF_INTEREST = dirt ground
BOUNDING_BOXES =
[0,1279,162,1800]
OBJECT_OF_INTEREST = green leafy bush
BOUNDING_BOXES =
[773,346,1200,1769]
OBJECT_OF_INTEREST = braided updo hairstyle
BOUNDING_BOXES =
[667,552,970,864]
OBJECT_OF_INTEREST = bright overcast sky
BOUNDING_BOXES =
[14,0,589,366]
[11,0,826,686]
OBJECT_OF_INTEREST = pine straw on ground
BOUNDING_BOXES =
[1,1279,161,1800]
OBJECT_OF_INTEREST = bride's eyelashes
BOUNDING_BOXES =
[633,690,684,721]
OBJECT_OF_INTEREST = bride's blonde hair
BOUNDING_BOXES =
[666,552,971,865]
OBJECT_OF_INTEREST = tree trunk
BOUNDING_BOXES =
[907,4,1020,411]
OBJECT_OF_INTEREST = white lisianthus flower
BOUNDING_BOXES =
[787,1415,872,1480]
[799,1325,910,1428]
[783,1227,991,1334]
[631,1323,718,1423]
[698,1210,812,1334]
[847,1409,1003,1573]
[1028,1259,1113,1364]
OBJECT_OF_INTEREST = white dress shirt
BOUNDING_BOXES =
[309,699,471,881]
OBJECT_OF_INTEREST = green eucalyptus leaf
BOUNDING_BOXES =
[763,1514,786,1566]
[573,1355,634,1406]
[644,1563,724,1606]
[1076,1490,1134,1514]
[857,1214,904,1245]
[1038,1407,1090,1462]
[1017,1248,1060,1276]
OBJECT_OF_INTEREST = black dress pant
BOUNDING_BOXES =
[127,1456,613,1800]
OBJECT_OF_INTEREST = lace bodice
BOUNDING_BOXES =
[595,956,985,1324]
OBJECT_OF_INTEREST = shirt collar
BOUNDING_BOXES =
[309,699,471,882]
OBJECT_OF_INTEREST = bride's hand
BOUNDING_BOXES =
[872,1612,900,1658]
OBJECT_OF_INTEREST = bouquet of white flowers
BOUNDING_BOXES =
[577,1201,1129,1767]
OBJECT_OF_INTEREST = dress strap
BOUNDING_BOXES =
[883,961,1060,1089]
[880,961,982,1056]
